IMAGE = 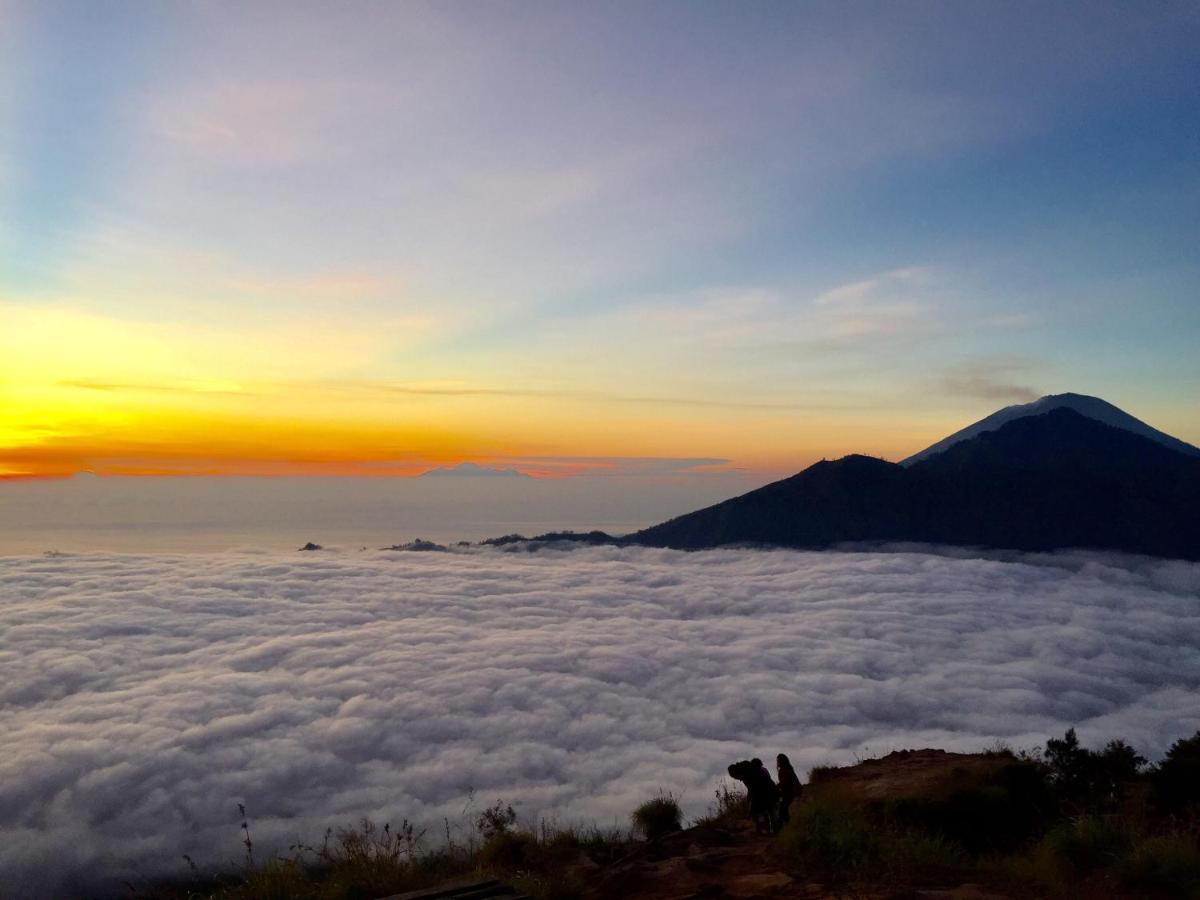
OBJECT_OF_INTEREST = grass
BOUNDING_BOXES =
[877,757,1052,853]
[806,764,840,784]
[775,796,965,886]
[190,811,633,900]
[691,780,747,827]
[138,728,1200,899]
[990,818,1200,897]
[1037,815,1135,878]
[1117,833,1200,896]
[773,733,1200,898]
[630,791,682,840]
[140,800,637,900]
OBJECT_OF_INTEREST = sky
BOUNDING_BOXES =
[2,1,1198,480]
[3,546,1199,895]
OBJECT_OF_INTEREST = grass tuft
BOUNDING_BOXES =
[631,791,683,840]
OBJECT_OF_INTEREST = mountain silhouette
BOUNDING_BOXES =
[631,402,1200,560]
[902,392,1200,465]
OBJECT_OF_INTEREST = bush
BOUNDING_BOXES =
[1038,815,1135,877]
[631,792,682,840]
[478,830,538,870]
[786,797,969,877]
[696,782,747,825]
[807,764,840,784]
[880,830,965,876]
[1117,834,1200,896]
[879,758,1051,854]
[476,800,518,839]
[778,798,881,874]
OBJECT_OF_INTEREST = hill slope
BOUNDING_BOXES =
[630,408,1200,559]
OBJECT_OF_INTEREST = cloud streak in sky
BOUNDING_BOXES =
[2,546,1198,897]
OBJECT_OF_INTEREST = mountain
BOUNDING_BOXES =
[630,402,1200,560]
[419,462,529,478]
[901,392,1200,466]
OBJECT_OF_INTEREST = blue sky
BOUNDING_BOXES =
[1,1,1197,477]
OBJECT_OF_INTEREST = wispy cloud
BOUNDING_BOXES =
[596,267,938,352]
[58,379,249,396]
[493,456,733,477]
[812,266,934,307]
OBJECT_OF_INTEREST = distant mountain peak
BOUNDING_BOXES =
[632,406,1200,559]
[900,392,1199,466]
[419,462,530,478]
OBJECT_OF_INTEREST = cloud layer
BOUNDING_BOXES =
[2,546,1199,897]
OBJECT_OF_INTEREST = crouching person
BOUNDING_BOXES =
[728,758,779,834]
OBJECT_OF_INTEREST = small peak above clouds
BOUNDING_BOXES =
[419,462,530,478]
[901,392,1200,467]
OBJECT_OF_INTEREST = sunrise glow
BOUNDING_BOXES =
[3,3,1197,479]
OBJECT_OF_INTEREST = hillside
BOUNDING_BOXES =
[586,749,1035,900]
[140,728,1200,900]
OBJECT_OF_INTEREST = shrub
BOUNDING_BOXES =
[879,830,965,876]
[807,764,840,784]
[778,798,881,874]
[631,792,682,840]
[1038,815,1135,877]
[1117,833,1200,895]
[570,824,630,864]
[697,781,747,824]
[476,800,518,839]
[478,830,538,871]
[779,797,965,884]
[879,758,1051,854]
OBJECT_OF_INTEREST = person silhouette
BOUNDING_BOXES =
[776,753,802,828]
[729,758,779,834]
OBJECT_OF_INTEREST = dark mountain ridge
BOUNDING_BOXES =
[630,407,1200,560]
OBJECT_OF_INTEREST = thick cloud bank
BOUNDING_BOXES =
[2,547,1199,897]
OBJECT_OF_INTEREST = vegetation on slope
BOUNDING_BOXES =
[137,728,1200,899]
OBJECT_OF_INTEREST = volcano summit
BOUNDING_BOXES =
[632,395,1200,560]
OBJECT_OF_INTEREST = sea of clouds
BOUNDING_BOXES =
[2,545,1199,897]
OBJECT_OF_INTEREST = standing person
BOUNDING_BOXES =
[776,753,802,829]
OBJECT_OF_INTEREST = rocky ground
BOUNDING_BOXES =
[584,750,1020,899]
[587,820,1012,899]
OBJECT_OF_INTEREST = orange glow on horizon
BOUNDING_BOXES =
[0,304,955,480]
